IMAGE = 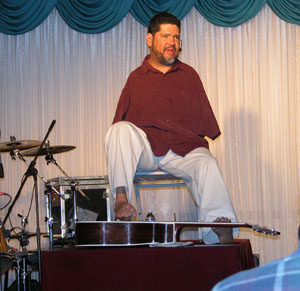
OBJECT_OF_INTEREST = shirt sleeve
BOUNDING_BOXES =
[112,76,131,124]
[193,70,221,140]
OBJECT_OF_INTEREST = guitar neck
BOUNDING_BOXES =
[173,221,280,236]
[174,222,250,228]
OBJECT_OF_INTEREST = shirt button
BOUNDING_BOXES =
[166,119,170,123]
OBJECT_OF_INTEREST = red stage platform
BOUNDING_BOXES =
[41,239,254,291]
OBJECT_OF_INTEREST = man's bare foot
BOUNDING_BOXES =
[115,190,137,220]
[212,217,234,244]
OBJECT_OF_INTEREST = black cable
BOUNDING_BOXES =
[25,184,35,221]
[0,191,12,210]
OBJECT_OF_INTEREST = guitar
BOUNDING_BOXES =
[0,220,8,253]
[75,221,280,246]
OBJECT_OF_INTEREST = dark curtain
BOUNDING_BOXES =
[267,0,300,24]
[0,0,56,35]
[56,0,134,34]
[194,0,267,27]
[0,0,299,35]
[129,0,197,26]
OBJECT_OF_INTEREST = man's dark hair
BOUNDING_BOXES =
[148,12,180,35]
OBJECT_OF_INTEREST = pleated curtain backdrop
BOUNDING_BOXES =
[0,4,299,271]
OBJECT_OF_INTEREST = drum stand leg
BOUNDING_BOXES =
[12,215,32,291]
[15,257,21,291]
[14,253,34,291]
[21,255,27,291]
[45,186,54,251]
[69,181,78,237]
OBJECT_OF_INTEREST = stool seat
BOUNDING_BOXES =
[134,171,184,182]
[133,170,187,220]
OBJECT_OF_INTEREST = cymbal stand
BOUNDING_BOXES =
[11,149,64,199]
[44,152,88,237]
[11,149,65,251]
[45,152,88,200]
[3,119,57,286]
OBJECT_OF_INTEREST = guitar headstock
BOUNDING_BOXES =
[251,225,280,236]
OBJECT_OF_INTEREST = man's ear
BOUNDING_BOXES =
[146,33,153,48]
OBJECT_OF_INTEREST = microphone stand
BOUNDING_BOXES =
[3,119,56,288]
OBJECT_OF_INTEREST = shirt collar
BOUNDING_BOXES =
[139,54,184,75]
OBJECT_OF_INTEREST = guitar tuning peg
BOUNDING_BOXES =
[250,223,280,236]
[253,225,261,233]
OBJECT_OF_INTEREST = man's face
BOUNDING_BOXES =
[147,24,180,66]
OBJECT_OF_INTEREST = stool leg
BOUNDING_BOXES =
[134,183,143,220]
[197,205,203,241]
[5,271,9,290]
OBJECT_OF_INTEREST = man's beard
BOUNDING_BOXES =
[151,46,179,66]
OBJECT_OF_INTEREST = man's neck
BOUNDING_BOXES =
[147,56,173,74]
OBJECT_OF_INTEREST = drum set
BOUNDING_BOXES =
[0,121,85,290]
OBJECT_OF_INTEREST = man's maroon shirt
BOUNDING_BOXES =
[113,55,220,157]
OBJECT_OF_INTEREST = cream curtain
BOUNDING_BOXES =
[0,6,299,267]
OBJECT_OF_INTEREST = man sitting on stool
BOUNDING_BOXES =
[105,12,239,244]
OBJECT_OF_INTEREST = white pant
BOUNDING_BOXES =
[105,121,239,243]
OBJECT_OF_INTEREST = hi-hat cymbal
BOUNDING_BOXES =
[20,145,76,156]
[0,140,42,152]
[9,231,47,240]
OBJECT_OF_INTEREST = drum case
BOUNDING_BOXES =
[46,176,112,238]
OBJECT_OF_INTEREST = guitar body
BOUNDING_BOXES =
[75,221,175,246]
[75,221,280,246]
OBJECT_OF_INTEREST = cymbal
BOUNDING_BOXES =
[0,140,42,152]
[20,145,76,156]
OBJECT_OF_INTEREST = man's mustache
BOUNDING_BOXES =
[164,45,176,52]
